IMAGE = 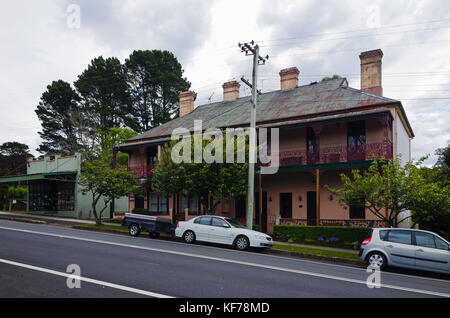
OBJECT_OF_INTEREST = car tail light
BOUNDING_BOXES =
[361,237,371,246]
[176,221,179,228]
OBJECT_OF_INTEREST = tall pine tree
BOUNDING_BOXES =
[74,56,130,136]
[35,80,82,155]
[124,50,190,132]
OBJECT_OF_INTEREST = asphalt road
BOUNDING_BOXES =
[0,219,449,298]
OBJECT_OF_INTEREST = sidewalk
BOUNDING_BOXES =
[0,211,117,226]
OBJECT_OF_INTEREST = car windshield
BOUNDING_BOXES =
[224,218,246,229]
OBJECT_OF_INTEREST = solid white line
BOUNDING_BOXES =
[0,257,173,298]
[0,225,449,298]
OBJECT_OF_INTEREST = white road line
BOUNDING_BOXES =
[0,225,449,298]
[0,257,173,298]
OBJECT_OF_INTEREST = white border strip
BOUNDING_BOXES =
[0,225,449,298]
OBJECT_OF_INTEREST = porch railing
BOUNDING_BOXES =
[276,141,392,167]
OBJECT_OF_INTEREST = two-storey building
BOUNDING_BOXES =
[117,49,414,233]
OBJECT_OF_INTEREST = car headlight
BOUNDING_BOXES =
[255,235,267,240]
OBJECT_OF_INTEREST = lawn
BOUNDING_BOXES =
[272,244,359,260]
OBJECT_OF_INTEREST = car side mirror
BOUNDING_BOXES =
[223,224,231,228]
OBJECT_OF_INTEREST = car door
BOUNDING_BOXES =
[194,216,212,242]
[383,230,416,268]
[414,231,450,273]
[209,218,233,244]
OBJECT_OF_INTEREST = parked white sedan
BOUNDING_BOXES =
[175,215,273,251]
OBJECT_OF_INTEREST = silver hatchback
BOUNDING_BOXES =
[359,228,450,275]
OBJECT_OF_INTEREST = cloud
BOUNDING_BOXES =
[0,0,449,165]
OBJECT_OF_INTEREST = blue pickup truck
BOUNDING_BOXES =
[121,213,174,238]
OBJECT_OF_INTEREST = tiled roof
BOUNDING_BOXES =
[122,78,411,147]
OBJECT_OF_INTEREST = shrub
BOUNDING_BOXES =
[273,225,372,249]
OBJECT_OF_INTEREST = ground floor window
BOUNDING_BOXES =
[179,194,200,215]
[29,180,75,212]
[349,205,365,219]
[149,192,168,214]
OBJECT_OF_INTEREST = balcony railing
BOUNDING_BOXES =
[276,141,392,167]
[127,164,155,178]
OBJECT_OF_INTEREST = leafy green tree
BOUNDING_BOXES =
[74,56,130,134]
[77,127,140,225]
[35,80,82,155]
[326,158,427,227]
[152,135,248,215]
[124,50,190,131]
[0,142,33,174]
[78,157,141,225]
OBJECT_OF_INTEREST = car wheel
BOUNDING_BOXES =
[183,230,196,244]
[129,223,140,237]
[367,252,387,270]
[234,235,249,251]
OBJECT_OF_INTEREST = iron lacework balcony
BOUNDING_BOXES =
[127,164,155,179]
[274,141,393,168]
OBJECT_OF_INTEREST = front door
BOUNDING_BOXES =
[255,191,268,233]
[307,191,316,225]
[280,193,292,219]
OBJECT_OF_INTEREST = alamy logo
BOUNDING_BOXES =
[366,265,381,289]
[66,4,81,29]
[66,264,81,289]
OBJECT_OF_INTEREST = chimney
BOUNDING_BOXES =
[222,80,240,102]
[179,91,195,117]
[360,49,383,96]
[279,67,299,91]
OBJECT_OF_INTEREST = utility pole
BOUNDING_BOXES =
[238,41,268,230]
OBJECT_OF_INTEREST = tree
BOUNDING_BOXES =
[74,56,130,134]
[152,135,249,215]
[77,127,140,225]
[326,158,427,227]
[35,80,82,155]
[78,157,141,225]
[0,142,33,174]
[124,50,191,132]
[412,144,450,239]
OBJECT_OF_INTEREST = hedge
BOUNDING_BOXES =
[273,225,372,250]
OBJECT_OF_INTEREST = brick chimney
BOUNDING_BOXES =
[179,91,195,117]
[279,67,299,91]
[222,81,240,102]
[360,49,383,96]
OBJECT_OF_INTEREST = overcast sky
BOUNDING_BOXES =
[1,0,449,165]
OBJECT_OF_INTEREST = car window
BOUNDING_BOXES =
[415,231,436,248]
[199,216,212,225]
[387,230,412,245]
[211,218,227,227]
[194,217,202,224]
[434,236,450,251]
[379,230,389,241]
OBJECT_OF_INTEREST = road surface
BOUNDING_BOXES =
[0,219,449,298]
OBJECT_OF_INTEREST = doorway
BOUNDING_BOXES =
[280,193,292,219]
[307,191,317,225]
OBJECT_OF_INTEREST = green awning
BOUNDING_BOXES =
[0,171,78,183]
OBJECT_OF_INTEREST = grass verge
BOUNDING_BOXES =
[272,243,359,260]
